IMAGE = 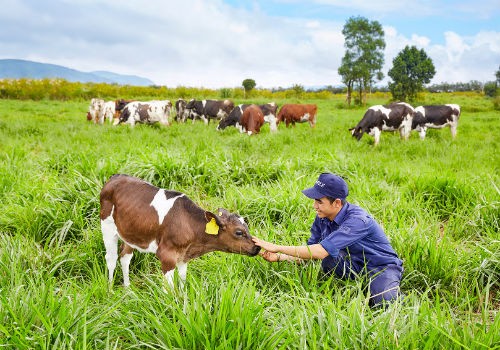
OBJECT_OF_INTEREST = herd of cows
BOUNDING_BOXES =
[87,98,460,145]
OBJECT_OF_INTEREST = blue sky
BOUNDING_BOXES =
[1,0,499,88]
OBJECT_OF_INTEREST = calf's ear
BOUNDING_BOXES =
[204,210,226,227]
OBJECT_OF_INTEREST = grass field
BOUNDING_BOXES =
[0,93,499,349]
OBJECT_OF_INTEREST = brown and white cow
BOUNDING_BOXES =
[184,99,235,124]
[217,102,278,132]
[350,102,415,146]
[99,101,116,124]
[412,104,461,139]
[277,104,317,128]
[88,98,105,124]
[115,100,172,127]
[100,174,260,287]
[240,104,265,135]
[114,99,136,120]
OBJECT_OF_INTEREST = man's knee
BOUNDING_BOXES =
[369,265,403,307]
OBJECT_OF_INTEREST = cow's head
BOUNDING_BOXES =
[350,127,364,141]
[205,209,260,256]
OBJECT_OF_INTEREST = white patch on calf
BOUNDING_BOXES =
[150,190,184,225]
[300,113,310,122]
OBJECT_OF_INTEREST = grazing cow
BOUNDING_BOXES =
[277,104,317,128]
[114,99,135,120]
[412,104,461,139]
[100,174,260,287]
[217,102,278,132]
[240,104,265,135]
[115,100,172,127]
[99,101,116,124]
[86,112,92,122]
[350,102,415,146]
[185,99,234,124]
[88,98,105,124]
[174,98,189,122]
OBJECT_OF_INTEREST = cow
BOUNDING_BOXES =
[240,104,265,135]
[350,102,415,146]
[277,104,317,128]
[412,104,461,139]
[99,101,116,124]
[115,100,172,127]
[100,174,260,287]
[114,99,135,120]
[174,98,189,122]
[184,99,234,124]
[217,102,278,132]
[88,98,105,124]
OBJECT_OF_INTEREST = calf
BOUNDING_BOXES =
[412,104,461,139]
[100,174,260,287]
[240,104,265,135]
[350,102,414,146]
[185,99,234,124]
[277,104,317,128]
[115,100,172,127]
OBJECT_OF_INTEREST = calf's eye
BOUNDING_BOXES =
[235,230,246,237]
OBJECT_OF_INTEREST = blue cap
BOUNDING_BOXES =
[302,173,348,200]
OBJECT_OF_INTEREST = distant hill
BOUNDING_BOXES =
[0,59,155,86]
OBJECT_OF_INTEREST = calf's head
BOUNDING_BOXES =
[205,208,260,256]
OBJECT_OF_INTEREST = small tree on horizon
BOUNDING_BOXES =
[388,45,436,101]
[242,79,256,98]
[338,16,385,106]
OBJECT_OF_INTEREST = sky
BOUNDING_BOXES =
[1,0,499,89]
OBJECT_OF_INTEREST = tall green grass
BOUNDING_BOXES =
[0,95,499,349]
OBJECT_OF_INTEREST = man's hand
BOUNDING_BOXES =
[259,250,280,262]
[252,236,280,253]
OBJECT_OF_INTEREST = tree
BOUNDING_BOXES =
[242,79,256,98]
[495,65,500,86]
[388,45,435,101]
[338,16,385,106]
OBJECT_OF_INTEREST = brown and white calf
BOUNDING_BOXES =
[115,100,172,127]
[412,104,461,139]
[100,174,260,287]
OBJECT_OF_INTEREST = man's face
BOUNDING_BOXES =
[313,197,342,221]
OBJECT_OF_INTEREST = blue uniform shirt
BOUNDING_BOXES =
[307,202,402,275]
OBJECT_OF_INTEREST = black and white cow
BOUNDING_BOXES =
[115,100,172,127]
[217,102,278,132]
[184,99,234,124]
[174,98,189,122]
[412,104,461,139]
[350,102,415,146]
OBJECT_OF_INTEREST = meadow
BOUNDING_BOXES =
[0,92,499,349]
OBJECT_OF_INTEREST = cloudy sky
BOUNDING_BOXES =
[1,0,499,88]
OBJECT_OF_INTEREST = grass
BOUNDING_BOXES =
[0,94,499,349]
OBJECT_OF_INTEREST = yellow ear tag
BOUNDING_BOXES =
[205,218,219,235]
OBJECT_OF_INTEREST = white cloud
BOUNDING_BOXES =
[0,0,498,88]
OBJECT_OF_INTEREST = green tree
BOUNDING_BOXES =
[338,16,385,106]
[495,65,500,86]
[388,45,436,101]
[242,79,256,98]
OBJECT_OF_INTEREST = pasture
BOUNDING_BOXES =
[0,94,499,349]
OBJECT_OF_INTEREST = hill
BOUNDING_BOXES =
[0,59,155,86]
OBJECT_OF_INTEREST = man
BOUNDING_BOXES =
[252,172,403,307]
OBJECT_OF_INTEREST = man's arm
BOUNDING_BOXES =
[253,237,329,261]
